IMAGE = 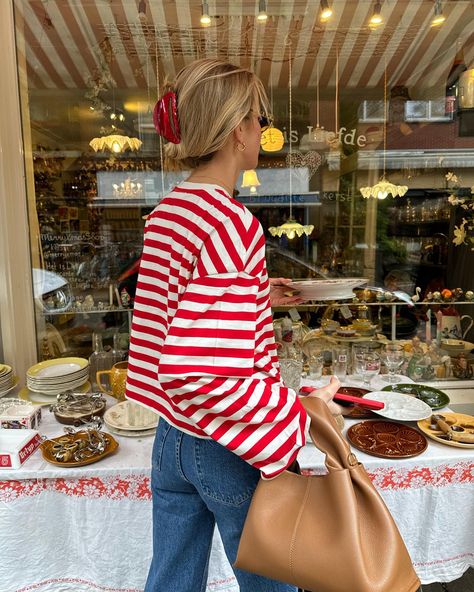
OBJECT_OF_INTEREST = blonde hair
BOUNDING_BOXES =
[163,58,269,170]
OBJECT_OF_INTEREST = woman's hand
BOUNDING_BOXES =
[305,376,348,416]
[269,277,304,307]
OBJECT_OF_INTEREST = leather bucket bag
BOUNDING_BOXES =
[234,397,420,592]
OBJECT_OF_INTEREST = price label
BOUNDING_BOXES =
[366,362,379,371]
[288,307,301,322]
[340,305,353,319]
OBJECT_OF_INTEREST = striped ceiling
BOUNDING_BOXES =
[14,0,474,94]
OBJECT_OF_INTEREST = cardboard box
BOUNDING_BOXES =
[0,429,42,469]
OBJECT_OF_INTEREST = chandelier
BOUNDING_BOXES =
[268,41,314,240]
[269,219,315,239]
[359,67,408,200]
[112,177,143,199]
[360,177,408,200]
[89,134,142,153]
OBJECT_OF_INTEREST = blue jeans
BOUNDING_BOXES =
[145,419,297,592]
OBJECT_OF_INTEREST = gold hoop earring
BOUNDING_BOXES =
[237,142,246,152]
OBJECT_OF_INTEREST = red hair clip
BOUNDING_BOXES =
[153,91,181,144]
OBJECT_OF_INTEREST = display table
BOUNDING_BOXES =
[0,392,473,592]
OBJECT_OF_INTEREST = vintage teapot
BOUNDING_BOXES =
[437,306,474,340]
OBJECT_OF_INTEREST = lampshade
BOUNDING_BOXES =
[268,219,314,240]
[89,134,142,153]
[241,169,261,188]
[260,127,284,152]
[360,178,408,200]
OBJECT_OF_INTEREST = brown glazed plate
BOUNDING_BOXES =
[40,432,119,467]
[347,420,428,459]
[337,387,376,419]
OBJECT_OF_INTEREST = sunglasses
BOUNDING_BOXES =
[257,114,273,131]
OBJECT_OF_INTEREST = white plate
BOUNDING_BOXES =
[27,368,88,383]
[27,357,88,379]
[104,401,159,431]
[288,278,368,301]
[0,376,20,398]
[0,364,13,378]
[18,382,91,405]
[363,391,432,421]
[27,376,89,394]
[104,423,157,438]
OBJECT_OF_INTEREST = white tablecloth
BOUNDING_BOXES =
[0,393,473,592]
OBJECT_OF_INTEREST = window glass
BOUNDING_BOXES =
[13,0,474,360]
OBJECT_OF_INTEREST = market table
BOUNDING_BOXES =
[0,392,473,592]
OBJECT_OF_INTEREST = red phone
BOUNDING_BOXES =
[299,386,385,410]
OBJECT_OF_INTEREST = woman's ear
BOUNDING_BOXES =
[233,123,245,147]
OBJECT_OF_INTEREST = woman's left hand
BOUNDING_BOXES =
[305,376,349,416]
[269,277,305,307]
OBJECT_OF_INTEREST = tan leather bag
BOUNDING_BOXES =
[234,397,420,592]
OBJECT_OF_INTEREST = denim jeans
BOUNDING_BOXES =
[145,419,297,592]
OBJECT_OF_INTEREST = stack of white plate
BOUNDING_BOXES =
[0,364,17,397]
[104,400,158,437]
[26,357,89,395]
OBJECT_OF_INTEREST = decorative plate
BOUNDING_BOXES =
[417,413,474,449]
[336,386,375,419]
[347,421,428,459]
[27,357,89,379]
[287,278,368,301]
[40,432,118,467]
[104,401,159,431]
[104,424,157,438]
[18,382,91,405]
[362,391,432,421]
[382,383,450,409]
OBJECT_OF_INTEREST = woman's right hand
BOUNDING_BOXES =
[305,376,347,416]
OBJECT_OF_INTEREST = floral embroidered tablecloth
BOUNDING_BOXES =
[0,400,473,591]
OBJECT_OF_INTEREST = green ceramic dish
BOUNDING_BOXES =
[382,383,450,410]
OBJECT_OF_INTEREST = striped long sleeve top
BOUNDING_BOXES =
[125,182,309,479]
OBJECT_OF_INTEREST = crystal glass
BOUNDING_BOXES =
[308,353,324,379]
[382,344,405,383]
[355,352,381,387]
[279,358,303,392]
[332,346,349,379]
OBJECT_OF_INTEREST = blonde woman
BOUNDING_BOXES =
[125,58,342,592]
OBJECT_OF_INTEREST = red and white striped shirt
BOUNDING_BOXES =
[126,182,309,479]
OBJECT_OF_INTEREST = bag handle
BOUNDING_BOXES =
[300,396,358,473]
